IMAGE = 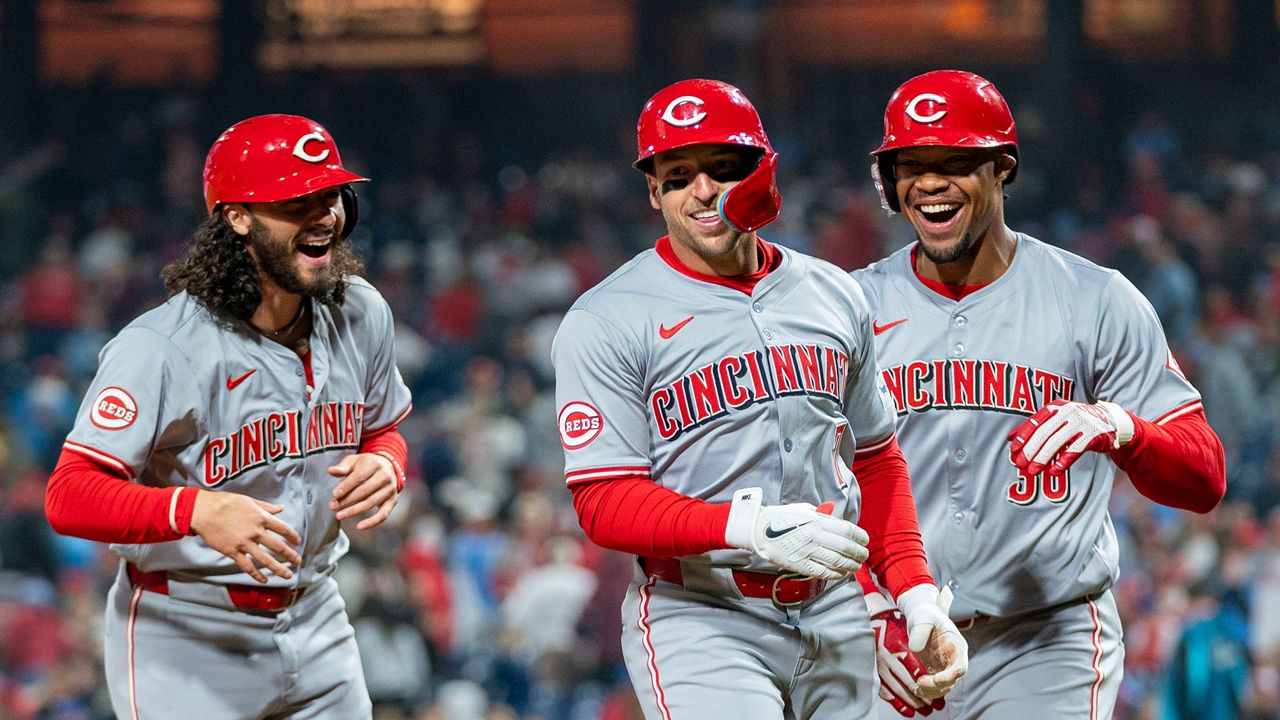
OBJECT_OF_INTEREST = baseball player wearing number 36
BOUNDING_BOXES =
[44,114,413,719]
[851,70,1226,719]
[553,78,966,720]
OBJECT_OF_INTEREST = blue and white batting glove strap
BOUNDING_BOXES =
[725,487,870,580]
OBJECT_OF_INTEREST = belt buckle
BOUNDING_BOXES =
[770,572,807,609]
[954,615,979,632]
[283,586,302,608]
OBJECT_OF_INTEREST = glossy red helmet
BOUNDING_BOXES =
[871,70,1018,213]
[202,114,369,235]
[635,79,781,232]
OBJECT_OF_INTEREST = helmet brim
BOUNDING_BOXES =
[206,168,370,212]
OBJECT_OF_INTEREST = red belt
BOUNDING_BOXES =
[640,557,828,607]
[127,563,307,612]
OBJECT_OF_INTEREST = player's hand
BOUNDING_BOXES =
[866,590,946,717]
[1007,400,1134,478]
[328,452,399,530]
[895,584,968,700]
[190,490,302,584]
[724,487,869,580]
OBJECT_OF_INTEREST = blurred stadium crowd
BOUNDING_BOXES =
[0,76,1278,720]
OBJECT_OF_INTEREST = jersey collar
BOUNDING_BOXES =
[655,235,781,296]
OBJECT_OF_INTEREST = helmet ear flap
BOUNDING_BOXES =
[339,185,359,239]
[872,157,900,214]
[718,152,781,233]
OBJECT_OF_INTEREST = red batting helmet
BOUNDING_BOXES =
[202,114,369,236]
[871,70,1018,213]
[635,79,781,233]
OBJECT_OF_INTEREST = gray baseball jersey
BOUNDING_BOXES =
[855,234,1195,719]
[553,237,896,719]
[66,276,411,719]
[851,233,1199,618]
[554,239,896,548]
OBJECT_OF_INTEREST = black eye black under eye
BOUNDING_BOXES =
[661,179,690,194]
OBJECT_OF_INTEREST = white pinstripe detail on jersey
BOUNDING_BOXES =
[1155,400,1202,426]
[854,433,894,456]
[564,466,651,485]
[1087,597,1103,720]
[63,440,134,479]
[127,586,143,720]
[637,576,672,720]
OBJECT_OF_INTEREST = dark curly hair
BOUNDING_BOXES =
[162,212,364,323]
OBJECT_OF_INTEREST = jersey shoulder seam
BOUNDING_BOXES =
[571,250,659,309]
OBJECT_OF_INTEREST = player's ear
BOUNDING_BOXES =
[646,175,662,210]
[222,203,253,237]
[996,154,1017,183]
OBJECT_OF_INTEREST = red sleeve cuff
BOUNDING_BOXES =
[1111,406,1225,513]
[175,487,199,536]
[360,427,409,492]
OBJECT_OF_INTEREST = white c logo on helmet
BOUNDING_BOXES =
[905,93,948,123]
[292,132,331,163]
[661,96,707,127]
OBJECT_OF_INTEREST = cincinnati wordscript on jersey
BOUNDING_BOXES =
[203,401,364,486]
[881,359,1073,416]
[650,343,849,441]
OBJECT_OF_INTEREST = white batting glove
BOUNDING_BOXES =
[896,584,968,700]
[1007,400,1135,478]
[724,487,869,580]
[865,590,946,717]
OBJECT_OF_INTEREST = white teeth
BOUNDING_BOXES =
[919,203,960,214]
[692,211,719,220]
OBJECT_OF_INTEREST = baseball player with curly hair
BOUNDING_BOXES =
[44,114,412,719]
[851,70,1226,719]
[553,78,967,720]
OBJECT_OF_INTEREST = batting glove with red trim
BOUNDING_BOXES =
[866,590,946,717]
[1007,400,1135,478]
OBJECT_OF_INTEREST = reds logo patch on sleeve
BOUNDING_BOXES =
[558,401,603,449]
[90,387,138,430]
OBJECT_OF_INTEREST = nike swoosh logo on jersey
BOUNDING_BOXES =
[763,519,813,539]
[873,318,908,335]
[659,316,694,339]
[226,369,258,390]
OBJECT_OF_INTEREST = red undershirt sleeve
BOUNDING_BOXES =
[359,427,409,492]
[45,449,198,543]
[1110,408,1225,514]
[569,475,732,557]
[854,436,935,599]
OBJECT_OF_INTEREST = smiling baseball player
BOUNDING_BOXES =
[44,114,412,719]
[553,78,967,720]
[851,70,1226,719]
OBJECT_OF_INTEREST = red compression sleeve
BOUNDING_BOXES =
[1111,407,1225,514]
[855,564,880,597]
[570,475,732,557]
[854,436,935,599]
[359,427,409,492]
[45,449,197,543]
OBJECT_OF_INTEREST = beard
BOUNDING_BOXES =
[249,221,356,302]
[917,231,978,265]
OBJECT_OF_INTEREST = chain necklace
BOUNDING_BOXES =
[257,303,306,338]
